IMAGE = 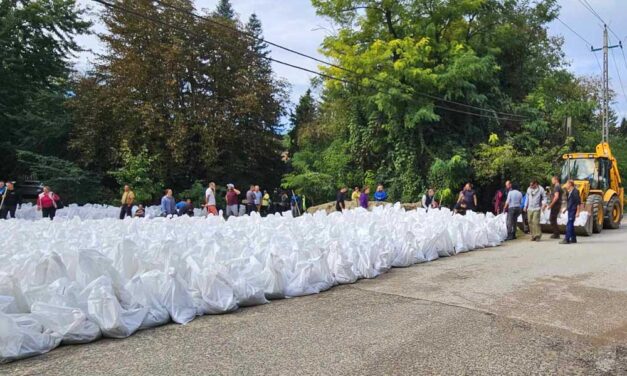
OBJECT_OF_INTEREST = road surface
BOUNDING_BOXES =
[3,224,627,375]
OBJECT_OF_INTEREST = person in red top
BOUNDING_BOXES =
[37,186,60,220]
[225,184,241,218]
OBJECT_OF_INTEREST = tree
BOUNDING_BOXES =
[0,0,90,155]
[109,142,162,203]
[215,0,235,20]
[0,0,89,157]
[288,89,318,153]
[70,0,288,199]
[290,0,595,206]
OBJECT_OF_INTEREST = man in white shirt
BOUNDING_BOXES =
[205,182,218,216]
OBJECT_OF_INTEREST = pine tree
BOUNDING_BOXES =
[215,0,235,20]
[289,89,317,153]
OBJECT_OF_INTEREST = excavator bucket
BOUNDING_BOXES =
[518,204,594,237]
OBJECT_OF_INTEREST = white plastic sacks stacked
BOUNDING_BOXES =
[15,203,203,221]
[517,209,589,227]
[0,204,507,363]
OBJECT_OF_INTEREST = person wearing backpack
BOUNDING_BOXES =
[37,186,60,220]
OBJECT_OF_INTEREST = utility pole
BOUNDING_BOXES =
[591,25,622,144]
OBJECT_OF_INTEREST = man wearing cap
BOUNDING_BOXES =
[225,184,240,218]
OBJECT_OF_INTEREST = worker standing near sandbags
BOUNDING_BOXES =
[119,185,135,219]
[547,176,563,239]
[359,186,370,209]
[336,187,347,211]
[561,180,581,245]
[524,179,546,241]
[503,183,523,240]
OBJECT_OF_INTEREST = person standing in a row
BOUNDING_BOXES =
[160,189,176,217]
[37,186,60,220]
[205,182,218,216]
[503,184,522,240]
[524,179,546,241]
[359,186,370,209]
[547,176,563,239]
[458,183,478,212]
[225,184,240,217]
[336,187,347,211]
[0,182,21,219]
[246,185,257,214]
[561,180,581,245]
[119,185,135,219]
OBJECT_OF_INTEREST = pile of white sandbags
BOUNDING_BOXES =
[15,203,204,221]
[517,209,589,227]
[0,205,507,363]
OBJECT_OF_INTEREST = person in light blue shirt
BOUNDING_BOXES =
[503,184,523,240]
[161,189,176,217]
[373,184,388,202]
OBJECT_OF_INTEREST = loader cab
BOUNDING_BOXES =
[560,156,610,192]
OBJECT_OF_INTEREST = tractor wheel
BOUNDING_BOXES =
[603,196,622,229]
[587,195,604,234]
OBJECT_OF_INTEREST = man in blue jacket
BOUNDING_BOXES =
[560,180,581,244]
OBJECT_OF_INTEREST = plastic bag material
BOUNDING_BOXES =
[0,312,62,364]
[124,275,170,329]
[160,269,197,324]
[81,276,147,338]
[30,302,101,344]
[189,269,238,315]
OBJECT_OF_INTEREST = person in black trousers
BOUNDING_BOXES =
[0,182,21,219]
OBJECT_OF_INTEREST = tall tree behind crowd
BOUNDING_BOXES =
[0,0,89,174]
[288,0,610,205]
[70,0,287,197]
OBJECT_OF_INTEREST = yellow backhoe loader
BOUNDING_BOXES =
[548,142,624,236]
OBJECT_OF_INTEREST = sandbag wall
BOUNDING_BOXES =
[0,204,507,363]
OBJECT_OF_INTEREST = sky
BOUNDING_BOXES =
[73,0,627,122]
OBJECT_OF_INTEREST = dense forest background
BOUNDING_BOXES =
[1,0,627,208]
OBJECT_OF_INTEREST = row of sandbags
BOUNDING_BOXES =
[0,205,507,363]
[14,203,204,221]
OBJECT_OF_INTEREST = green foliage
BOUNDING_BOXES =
[70,0,288,194]
[108,142,162,203]
[179,180,205,206]
[0,0,89,156]
[428,155,470,198]
[15,150,102,204]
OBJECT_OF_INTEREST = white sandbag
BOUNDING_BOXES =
[160,269,197,324]
[189,269,238,315]
[81,276,147,338]
[0,312,62,364]
[124,276,170,329]
[0,273,28,314]
[30,302,101,344]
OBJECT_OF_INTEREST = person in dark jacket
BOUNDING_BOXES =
[0,182,22,219]
[336,187,347,211]
[561,180,581,244]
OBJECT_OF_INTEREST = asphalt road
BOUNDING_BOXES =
[3,223,627,375]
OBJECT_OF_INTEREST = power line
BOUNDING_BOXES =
[610,48,627,104]
[90,0,526,122]
[555,16,593,47]
[577,0,622,43]
[148,0,528,120]
[577,0,605,25]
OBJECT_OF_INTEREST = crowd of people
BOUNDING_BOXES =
[117,182,301,219]
[0,180,62,220]
[495,177,581,245]
[2,177,584,244]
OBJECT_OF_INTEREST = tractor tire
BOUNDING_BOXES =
[587,195,604,234]
[604,195,622,229]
